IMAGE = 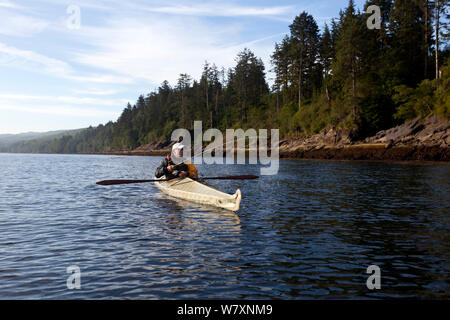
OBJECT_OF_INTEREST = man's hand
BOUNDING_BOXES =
[179,171,188,178]
[167,165,175,172]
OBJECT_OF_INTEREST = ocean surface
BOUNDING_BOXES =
[0,153,448,299]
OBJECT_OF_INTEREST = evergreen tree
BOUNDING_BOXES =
[230,48,268,124]
[320,23,334,105]
[332,0,364,120]
[389,0,426,86]
[289,12,321,109]
[176,73,192,128]
[271,36,291,107]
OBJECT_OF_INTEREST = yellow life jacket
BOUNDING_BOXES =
[185,161,198,179]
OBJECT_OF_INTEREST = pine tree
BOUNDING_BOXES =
[231,48,268,124]
[433,0,449,79]
[389,0,426,86]
[209,63,222,126]
[289,12,321,110]
[176,73,192,128]
[270,36,291,108]
[320,23,334,105]
[201,61,211,126]
[332,0,364,119]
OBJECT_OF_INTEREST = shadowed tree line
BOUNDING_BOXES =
[1,0,449,154]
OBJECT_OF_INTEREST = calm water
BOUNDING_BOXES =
[0,153,448,299]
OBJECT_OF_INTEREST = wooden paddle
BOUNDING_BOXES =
[96,175,259,186]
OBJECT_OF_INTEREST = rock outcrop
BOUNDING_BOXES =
[363,115,450,148]
[131,141,173,155]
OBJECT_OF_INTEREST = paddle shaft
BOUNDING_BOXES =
[96,175,258,186]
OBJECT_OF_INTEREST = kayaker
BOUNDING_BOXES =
[155,143,198,179]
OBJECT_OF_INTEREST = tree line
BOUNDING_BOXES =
[1,0,449,154]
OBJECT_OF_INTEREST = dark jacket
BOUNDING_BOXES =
[155,155,188,179]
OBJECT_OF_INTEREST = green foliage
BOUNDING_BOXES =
[389,0,428,86]
[393,82,434,120]
[359,90,396,136]
[435,58,450,118]
[394,57,450,121]
[290,94,329,135]
[279,102,298,136]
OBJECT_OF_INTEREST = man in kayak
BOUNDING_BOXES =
[155,142,198,179]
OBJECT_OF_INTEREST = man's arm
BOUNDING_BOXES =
[155,159,168,178]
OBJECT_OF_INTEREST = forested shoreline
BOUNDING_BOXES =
[1,0,449,154]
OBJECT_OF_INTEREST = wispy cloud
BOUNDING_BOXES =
[72,89,119,96]
[0,93,126,122]
[0,93,129,106]
[144,3,294,17]
[34,0,112,12]
[71,17,231,84]
[0,103,120,118]
[0,42,134,84]
[0,0,20,9]
[0,8,49,36]
[67,74,134,84]
[0,42,72,75]
[58,0,294,18]
[70,15,278,85]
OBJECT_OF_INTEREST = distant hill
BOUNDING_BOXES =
[0,129,85,153]
[0,130,82,146]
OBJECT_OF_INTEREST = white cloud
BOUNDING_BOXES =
[66,73,134,84]
[34,0,112,11]
[0,42,72,74]
[144,3,294,17]
[0,0,20,9]
[0,93,129,106]
[0,42,134,84]
[57,0,293,18]
[72,89,119,96]
[70,15,278,85]
[0,7,48,36]
[0,103,120,118]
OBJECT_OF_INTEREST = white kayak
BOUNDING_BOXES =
[155,177,242,211]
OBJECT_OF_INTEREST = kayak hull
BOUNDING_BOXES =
[155,177,241,211]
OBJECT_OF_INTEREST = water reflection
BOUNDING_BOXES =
[154,194,241,231]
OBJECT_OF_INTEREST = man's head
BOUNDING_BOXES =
[172,142,184,160]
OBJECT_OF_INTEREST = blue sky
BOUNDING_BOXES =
[0,0,367,134]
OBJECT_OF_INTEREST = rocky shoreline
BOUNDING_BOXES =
[278,115,450,161]
[103,115,450,162]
